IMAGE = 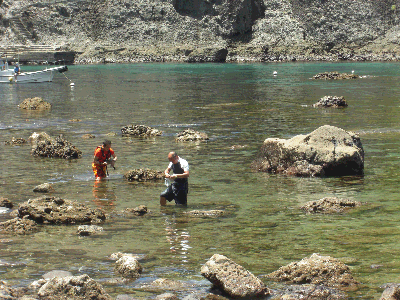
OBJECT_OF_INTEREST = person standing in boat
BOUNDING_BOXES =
[92,140,117,180]
[160,152,189,206]
[14,62,20,80]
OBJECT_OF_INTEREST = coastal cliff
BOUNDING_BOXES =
[1,0,400,63]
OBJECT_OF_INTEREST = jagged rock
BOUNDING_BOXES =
[115,255,143,279]
[267,253,359,288]
[0,217,38,234]
[121,124,162,137]
[18,97,51,110]
[17,196,106,224]
[124,205,148,216]
[301,197,362,214]
[201,254,270,298]
[0,197,13,208]
[312,72,359,80]
[33,183,54,193]
[176,129,209,142]
[77,225,103,236]
[252,125,364,177]
[313,96,348,108]
[4,137,27,145]
[29,132,82,159]
[379,283,400,300]
[184,210,225,217]
[124,169,164,181]
[37,274,112,300]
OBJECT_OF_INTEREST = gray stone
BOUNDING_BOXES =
[77,225,103,236]
[33,183,54,193]
[115,255,143,279]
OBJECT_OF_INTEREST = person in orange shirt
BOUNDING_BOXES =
[92,140,117,180]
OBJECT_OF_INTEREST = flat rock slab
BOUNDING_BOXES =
[18,97,52,110]
[267,253,359,288]
[176,129,209,142]
[17,196,106,225]
[184,210,225,217]
[0,217,38,234]
[312,72,359,80]
[124,169,164,181]
[313,96,348,108]
[121,124,162,137]
[201,254,270,298]
[301,197,362,214]
[37,274,112,300]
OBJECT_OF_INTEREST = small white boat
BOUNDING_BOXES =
[0,59,68,83]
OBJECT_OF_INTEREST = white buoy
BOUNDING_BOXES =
[352,70,354,74]
[70,82,75,87]
[273,71,278,75]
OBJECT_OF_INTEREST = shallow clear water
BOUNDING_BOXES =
[2,62,400,298]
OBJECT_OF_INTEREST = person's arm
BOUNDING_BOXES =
[170,170,189,179]
[93,155,106,166]
[164,167,171,178]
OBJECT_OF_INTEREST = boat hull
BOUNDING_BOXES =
[0,66,68,83]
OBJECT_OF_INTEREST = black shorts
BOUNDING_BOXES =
[160,181,188,205]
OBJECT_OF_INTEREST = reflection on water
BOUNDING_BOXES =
[164,213,192,264]
[92,180,117,208]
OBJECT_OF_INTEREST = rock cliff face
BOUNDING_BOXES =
[1,0,400,62]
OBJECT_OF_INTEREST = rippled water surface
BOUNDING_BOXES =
[2,62,400,299]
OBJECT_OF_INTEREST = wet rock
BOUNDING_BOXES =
[115,255,143,279]
[0,197,13,208]
[313,96,348,108]
[18,97,52,110]
[201,254,270,298]
[121,124,162,137]
[77,225,103,236]
[110,252,142,261]
[17,196,106,224]
[379,283,400,300]
[33,183,54,193]
[124,169,164,182]
[43,270,73,280]
[29,132,82,159]
[124,205,149,216]
[0,217,38,234]
[301,197,362,214]
[186,48,228,63]
[176,129,209,142]
[0,280,17,299]
[141,278,189,292]
[252,125,364,177]
[4,137,27,145]
[184,210,225,217]
[275,284,347,300]
[267,253,359,288]
[37,274,112,300]
[156,293,179,300]
[312,72,359,80]
[81,134,95,139]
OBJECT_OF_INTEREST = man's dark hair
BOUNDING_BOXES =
[103,139,112,146]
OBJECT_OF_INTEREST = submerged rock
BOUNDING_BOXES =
[312,72,359,80]
[18,97,52,110]
[313,96,348,108]
[37,274,112,300]
[252,125,364,177]
[176,129,209,142]
[201,254,270,298]
[0,197,13,208]
[121,124,162,137]
[0,217,38,234]
[301,197,362,214]
[275,284,347,300]
[18,196,106,224]
[29,132,82,159]
[124,169,164,181]
[184,210,225,217]
[115,255,143,279]
[267,253,359,288]
[4,137,27,145]
[124,205,149,216]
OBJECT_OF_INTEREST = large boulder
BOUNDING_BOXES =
[252,125,364,177]
[29,132,82,159]
[17,196,106,224]
[121,124,162,137]
[267,253,359,288]
[37,274,112,300]
[201,254,270,298]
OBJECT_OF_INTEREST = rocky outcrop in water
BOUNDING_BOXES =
[29,132,82,159]
[18,97,51,110]
[313,72,359,80]
[0,217,38,234]
[267,253,359,288]
[379,283,400,300]
[124,169,164,181]
[4,137,27,145]
[313,96,348,108]
[121,125,162,137]
[115,255,143,279]
[33,182,54,193]
[252,125,364,177]
[201,254,270,298]
[123,205,149,216]
[301,197,362,214]
[77,225,103,236]
[0,197,13,208]
[17,196,106,224]
[176,129,209,142]
[184,210,225,217]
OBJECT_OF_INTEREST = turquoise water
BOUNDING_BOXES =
[2,62,400,298]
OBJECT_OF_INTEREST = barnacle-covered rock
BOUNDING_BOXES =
[176,129,209,142]
[121,124,162,137]
[29,132,82,159]
[18,97,52,110]
[4,137,27,145]
[124,169,164,181]
[312,72,359,80]
[313,96,348,108]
